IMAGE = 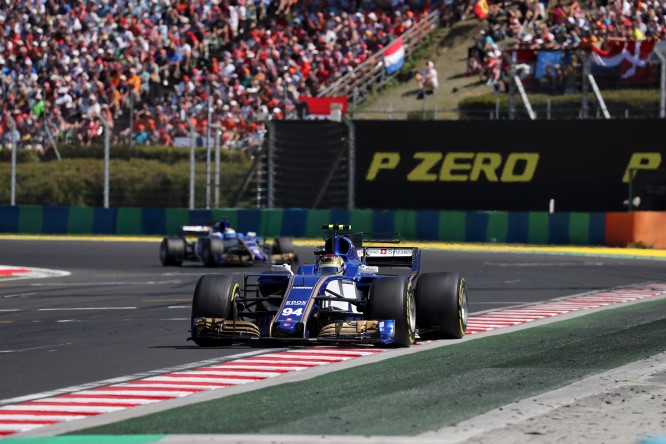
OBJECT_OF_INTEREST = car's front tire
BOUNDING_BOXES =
[273,236,294,255]
[191,274,239,346]
[202,237,224,267]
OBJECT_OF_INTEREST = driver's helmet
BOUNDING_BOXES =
[223,227,236,239]
[318,254,344,275]
[212,220,228,232]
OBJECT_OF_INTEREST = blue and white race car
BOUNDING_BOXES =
[189,224,468,347]
[160,219,297,267]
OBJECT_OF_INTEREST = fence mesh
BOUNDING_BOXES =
[268,121,349,209]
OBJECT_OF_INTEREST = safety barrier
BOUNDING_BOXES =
[606,212,666,249]
[1,205,640,247]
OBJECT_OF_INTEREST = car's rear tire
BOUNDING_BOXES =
[415,272,467,339]
[202,237,224,267]
[191,274,239,346]
[366,277,415,347]
[273,236,294,254]
[160,237,185,266]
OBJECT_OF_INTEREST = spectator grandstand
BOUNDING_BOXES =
[467,0,664,92]
[0,0,437,153]
[1,0,664,153]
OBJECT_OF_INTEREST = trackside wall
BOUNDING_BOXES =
[2,204,659,247]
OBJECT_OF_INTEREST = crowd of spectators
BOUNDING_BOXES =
[3,0,664,153]
[466,0,666,89]
[0,0,437,154]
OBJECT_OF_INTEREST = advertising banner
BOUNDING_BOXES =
[354,120,665,211]
[298,96,348,118]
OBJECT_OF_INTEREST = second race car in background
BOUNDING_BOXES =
[159,219,298,267]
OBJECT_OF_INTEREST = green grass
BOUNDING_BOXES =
[72,297,666,436]
[356,20,489,120]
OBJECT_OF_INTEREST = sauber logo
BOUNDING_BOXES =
[366,152,539,183]
[368,248,391,255]
[367,248,412,256]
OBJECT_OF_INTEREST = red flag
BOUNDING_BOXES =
[474,0,489,19]
[590,40,655,82]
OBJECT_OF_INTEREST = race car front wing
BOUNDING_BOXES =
[190,317,397,344]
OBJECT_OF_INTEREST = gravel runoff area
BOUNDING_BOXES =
[422,351,666,444]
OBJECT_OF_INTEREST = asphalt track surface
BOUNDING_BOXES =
[1,237,666,408]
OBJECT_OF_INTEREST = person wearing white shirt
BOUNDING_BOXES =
[416,61,438,95]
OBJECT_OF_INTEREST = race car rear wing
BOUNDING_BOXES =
[321,225,401,248]
[364,246,420,271]
[179,225,212,236]
[320,224,420,272]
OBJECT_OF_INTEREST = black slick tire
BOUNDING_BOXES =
[366,277,415,347]
[160,237,185,266]
[191,274,240,346]
[415,272,468,339]
[202,237,224,267]
[273,237,294,254]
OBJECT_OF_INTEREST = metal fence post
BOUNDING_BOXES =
[628,169,635,211]
[128,93,134,151]
[352,88,358,119]
[7,114,18,206]
[212,124,221,208]
[205,94,212,210]
[266,121,275,208]
[505,55,516,120]
[98,115,111,208]
[187,119,196,210]
[653,49,666,118]
[43,112,62,160]
[587,74,610,119]
[661,52,666,118]
[581,51,590,119]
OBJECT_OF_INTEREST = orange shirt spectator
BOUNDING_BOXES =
[127,69,142,97]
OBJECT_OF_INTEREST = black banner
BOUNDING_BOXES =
[268,121,349,209]
[354,120,666,211]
